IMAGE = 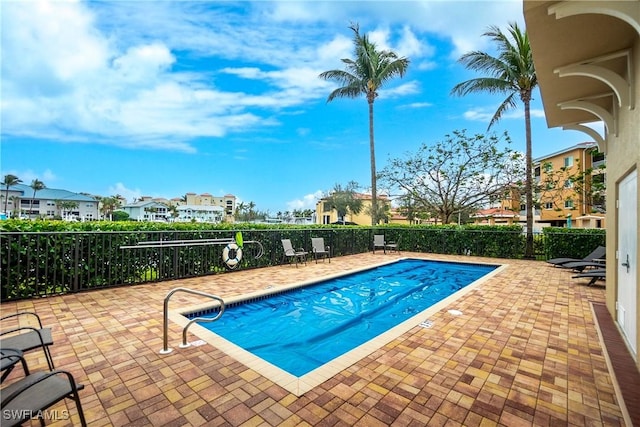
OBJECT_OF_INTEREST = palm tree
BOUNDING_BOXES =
[450,23,537,258]
[324,182,363,224]
[2,174,21,215]
[29,179,46,219]
[319,23,409,226]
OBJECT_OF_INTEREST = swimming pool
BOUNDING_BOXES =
[184,258,500,391]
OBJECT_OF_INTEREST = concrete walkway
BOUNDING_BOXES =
[0,253,628,426]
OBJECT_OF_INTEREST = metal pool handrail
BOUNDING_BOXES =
[160,287,225,354]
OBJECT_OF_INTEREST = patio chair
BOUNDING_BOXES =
[311,237,331,263]
[1,349,30,384]
[373,235,386,253]
[281,239,307,267]
[546,245,605,266]
[0,312,55,372]
[572,269,606,286]
[373,235,399,254]
[0,353,87,427]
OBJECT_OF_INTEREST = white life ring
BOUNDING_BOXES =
[222,243,243,269]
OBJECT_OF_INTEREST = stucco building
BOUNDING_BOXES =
[534,142,606,228]
[524,0,639,366]
[315,193,391,225]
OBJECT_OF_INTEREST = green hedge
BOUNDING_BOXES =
[542,227,606,259]
[0,220,600,301]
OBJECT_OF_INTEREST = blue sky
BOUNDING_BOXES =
[1,1,597,215]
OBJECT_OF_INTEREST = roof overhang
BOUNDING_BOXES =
[523,0,639,152]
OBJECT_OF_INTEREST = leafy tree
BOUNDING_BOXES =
[167,205,179,220]
[100,195,122,220]
[323,181,363,224]
[366,199,391,224]
[319,23,409,225]
[2,174,21,215]
[451,22,537,258]
[28,179,46,218]
[112,210,130,221]
[378,130,524,224]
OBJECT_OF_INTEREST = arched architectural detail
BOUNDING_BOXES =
[549,1,640,36]
[557,100,616,136]
[555,63,633,109]
[562,123,608,153]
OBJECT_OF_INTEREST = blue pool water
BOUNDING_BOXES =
[194,258,496,376]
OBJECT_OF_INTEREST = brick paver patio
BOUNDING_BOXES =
[1,253,630,426]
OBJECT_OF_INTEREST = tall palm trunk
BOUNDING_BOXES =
[368,97,377,226]
[524,96,534,259]
[3,187,9,214]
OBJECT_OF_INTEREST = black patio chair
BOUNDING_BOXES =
[0,353,87,427]
[0,312,55,372]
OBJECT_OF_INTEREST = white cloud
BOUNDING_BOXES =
[401,102,433,109]
[379,81,421,99]
[112,43,176,83]
[1,0,524,153]
[7,169,57,186]
[107,183,141,204]
[287,190,324,211]
[463,109,494,122]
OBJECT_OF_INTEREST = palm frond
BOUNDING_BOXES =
[451,77,514,97]
[327,84,364,102]
[488,93,518,130]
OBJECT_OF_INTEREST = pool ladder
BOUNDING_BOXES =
[160,287,226,354]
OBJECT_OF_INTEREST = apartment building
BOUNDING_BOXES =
[119,199,170,222]
[1,183,99,220]
[534,142,606,228]
[172,193,236,222]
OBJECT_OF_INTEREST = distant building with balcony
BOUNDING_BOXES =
[473,142,605,230]
[170,193,236,222]
[1,183,99,220]
[120,199,170,222]
[175,205,224,223]
[534,142,606,228]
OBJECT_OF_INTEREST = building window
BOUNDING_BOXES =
[563,156,573,167]
[592,174,605,185]
[592,151,605,163]
[564,180,573,189]
[564,200,574,208]
[544,202,553,209]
